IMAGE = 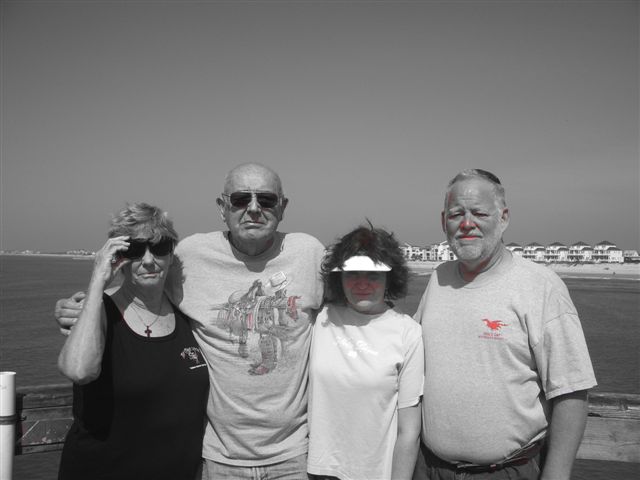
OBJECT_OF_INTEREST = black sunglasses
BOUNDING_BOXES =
[222,191,280,209]
[120,238,174,260]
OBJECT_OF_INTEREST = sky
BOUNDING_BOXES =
[1,0,638,253]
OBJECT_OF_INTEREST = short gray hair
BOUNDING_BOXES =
[444,169,506,209]
[108,202,178,243]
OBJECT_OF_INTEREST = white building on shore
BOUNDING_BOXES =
[545,242,570,263]
[401,243,429,261]
[401,241,455,262]
[592,241,623,263]
[523,242,546,262]
[429,241,456,261]
[623,250,640,263]
[402,240,627,264]
[569,242,594,263]
[505,242,524,257]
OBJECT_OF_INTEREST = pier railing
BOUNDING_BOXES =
[11,384,640,461]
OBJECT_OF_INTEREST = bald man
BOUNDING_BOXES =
[56,163,325,479]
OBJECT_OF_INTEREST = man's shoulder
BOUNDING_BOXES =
[511,255,566,287]
[178,231,222,244]
[175,231,224,255]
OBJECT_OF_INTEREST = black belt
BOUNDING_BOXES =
[427,440,544,474]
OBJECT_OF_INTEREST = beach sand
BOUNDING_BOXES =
[408,260,640,280]
[546,262,640,279]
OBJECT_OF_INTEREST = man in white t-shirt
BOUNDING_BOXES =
[55,163,325,479]
[413,169,596,480]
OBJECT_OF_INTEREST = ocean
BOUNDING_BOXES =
[1,255,638,479]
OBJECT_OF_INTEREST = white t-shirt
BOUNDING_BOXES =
[308,304,424,480]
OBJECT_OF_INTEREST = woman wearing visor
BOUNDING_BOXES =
[57,202,208,480]
[308,224,424,480]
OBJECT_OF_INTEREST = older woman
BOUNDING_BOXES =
[57,203,208,480]
[308,224,424,480]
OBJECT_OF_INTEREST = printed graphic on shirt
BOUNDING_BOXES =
[334,335,379,358]
[180,346,207,369]
[212,271,301,375]
[479,318,509,341]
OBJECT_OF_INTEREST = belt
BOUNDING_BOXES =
[430,440,544,474]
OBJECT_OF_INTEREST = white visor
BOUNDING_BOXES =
[331,255,391,272]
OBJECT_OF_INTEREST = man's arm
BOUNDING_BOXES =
[540,390,589,480]
[391,403,422,480]
[55,292,85,335]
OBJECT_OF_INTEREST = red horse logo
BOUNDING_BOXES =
[482,319,508,331]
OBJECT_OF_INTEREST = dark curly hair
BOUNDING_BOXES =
[321,222,409,305]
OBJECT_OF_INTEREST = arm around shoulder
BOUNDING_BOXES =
[55,291,86,335]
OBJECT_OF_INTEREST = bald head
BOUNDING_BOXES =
[217,163,288,256]
[223,163,284,196]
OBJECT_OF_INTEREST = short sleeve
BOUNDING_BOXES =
[532,287,597,399]
[398,320,424,408]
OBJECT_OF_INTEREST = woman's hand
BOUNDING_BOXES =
[92,236,131,286]
[58,237,130,384]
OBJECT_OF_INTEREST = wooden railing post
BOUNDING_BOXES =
[577,392,640,463]
[15,384,73,455]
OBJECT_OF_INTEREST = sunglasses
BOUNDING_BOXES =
[222,191,281,209]
[120,238,174,260]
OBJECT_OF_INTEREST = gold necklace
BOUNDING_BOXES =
[128,296,165,337]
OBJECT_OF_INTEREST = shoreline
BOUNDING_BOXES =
[3,254,639,279]
[1,253,94,259]
[407,260,640,280]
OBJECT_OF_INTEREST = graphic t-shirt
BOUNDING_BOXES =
[308,305,424,480]
[167,231,325,466]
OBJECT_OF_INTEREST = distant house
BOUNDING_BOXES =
[568,242,593,263]
[402,241,457,262]
[505,242,523,257]
[623,250,640,263]
[433,241,456,261]
[545,242,570,263]
[523,242,546,262]
[593,241,623,263]
[400,239,630,264]
[401,242,429,261]
[419,242,443,261]
[423,243,439,261]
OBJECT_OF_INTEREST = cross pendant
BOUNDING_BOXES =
[145,326,152,337]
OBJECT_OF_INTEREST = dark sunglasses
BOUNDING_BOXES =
[120,238,174,260]
[222,191,280,209]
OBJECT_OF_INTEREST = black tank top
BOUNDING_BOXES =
[58,294,209,480]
